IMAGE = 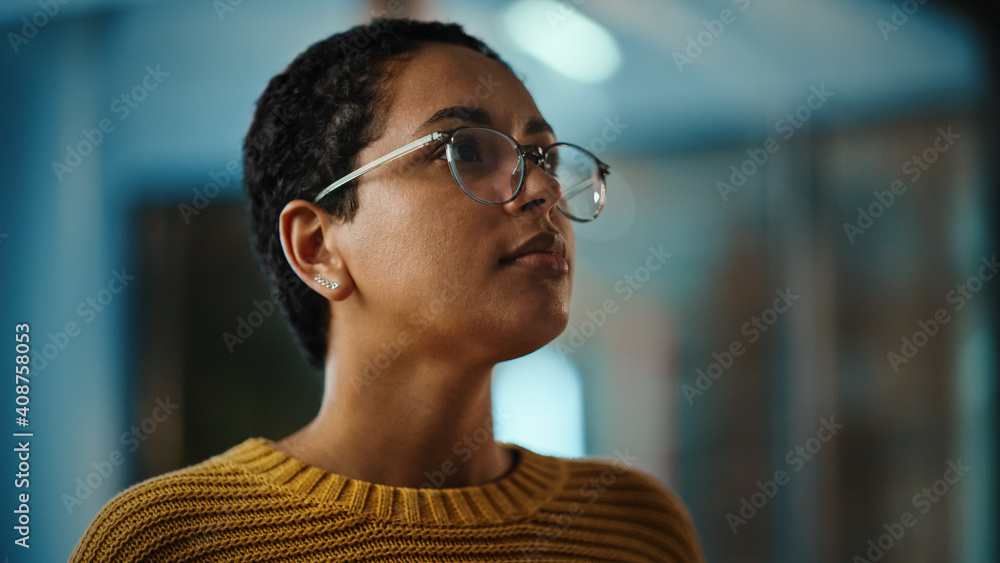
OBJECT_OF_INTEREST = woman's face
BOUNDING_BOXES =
[337,43,575,364]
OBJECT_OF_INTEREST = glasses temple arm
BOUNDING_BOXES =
[562,179,598,200]
[561,163,610,200]
[313,131,445,203]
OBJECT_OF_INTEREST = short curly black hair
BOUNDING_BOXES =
[242,18,511,370]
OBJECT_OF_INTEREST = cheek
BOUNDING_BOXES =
[345,179,494,300]
[562,218,576,263]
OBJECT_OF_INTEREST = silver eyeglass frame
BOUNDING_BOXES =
[312,126,610,222]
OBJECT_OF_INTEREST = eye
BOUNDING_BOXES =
[450,138,483,163]
[544,153,561,176]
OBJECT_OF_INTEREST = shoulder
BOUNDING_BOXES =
[561,450,682,505]
[555,450,705,562]
[68,441,270,563]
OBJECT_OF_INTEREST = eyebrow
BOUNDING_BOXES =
[525,117,554,136]
[418,106,491,130]
[416,106,556,138]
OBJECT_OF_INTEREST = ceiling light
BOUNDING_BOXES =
[504,0,621,83]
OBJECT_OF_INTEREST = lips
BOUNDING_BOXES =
[500,232,569,273]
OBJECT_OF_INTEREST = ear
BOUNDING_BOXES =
[278,199,354,300]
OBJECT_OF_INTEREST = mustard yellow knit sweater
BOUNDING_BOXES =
[70,438,704,562]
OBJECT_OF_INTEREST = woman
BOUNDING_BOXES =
[71,18,704,562]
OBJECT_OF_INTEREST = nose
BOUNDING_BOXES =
[502,154,563,219]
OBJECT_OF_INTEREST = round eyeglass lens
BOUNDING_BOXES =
[547,144,604,220]
[447,128,523,205]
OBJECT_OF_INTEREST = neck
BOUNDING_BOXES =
[275,327,512,489]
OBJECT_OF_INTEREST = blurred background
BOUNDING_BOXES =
[1,0,996,561]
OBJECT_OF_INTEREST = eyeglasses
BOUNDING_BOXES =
[312,126,611,222]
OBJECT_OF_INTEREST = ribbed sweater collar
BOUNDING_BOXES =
[221,438,568,526]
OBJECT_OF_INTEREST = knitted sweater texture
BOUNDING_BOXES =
[70,438,704,562]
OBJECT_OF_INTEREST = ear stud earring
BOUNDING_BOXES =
[314,275,339,290]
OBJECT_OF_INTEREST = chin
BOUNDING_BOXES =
[496,308,570,362]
